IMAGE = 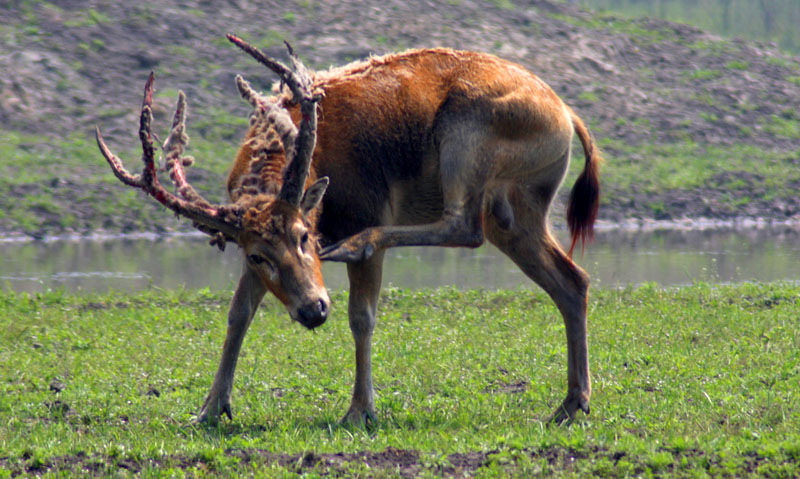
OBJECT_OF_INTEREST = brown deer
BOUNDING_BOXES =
[96,34,600,426]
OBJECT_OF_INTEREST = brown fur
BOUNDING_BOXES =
[200,47,601,425]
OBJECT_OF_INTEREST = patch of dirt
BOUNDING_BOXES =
[485,380,529,394]
[1,0,799,238]
[0,447,567,477]
[3,444,792,477]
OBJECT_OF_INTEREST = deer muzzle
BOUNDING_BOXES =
[295,297,329,330]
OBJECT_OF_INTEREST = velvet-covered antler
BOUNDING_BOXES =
[96,73,242,249]
[226,34,322,207]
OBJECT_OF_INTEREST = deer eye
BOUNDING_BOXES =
[248,254,265,265]
[301,232,309,244]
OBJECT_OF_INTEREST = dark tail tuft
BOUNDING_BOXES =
[566,109,601,258]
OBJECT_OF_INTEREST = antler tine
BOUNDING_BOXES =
[235,75,270,112]
[96,73,243,247]
[96,126,142,187]
[236,74,298,155]
[95,72,157,190]
[162,90,212,208]
[138,72,159,190]
[227,34,321,206]
[227,34,313,104]
[284,41,314,94]
[265,105,298,155]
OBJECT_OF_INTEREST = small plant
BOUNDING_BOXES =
[763,114,800,139]
[699,111,719,122]
[489,0,515,10]
[726,60,750,70]
[64,8,110,28]
[282,11,296,23]
[688,68,722,80]
[578,90,600,103]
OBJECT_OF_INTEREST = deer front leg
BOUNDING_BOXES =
[320,207,484,263]
[197,265,266,424]
[341,250,385,427]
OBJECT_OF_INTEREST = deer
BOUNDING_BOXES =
[96,34,601,427]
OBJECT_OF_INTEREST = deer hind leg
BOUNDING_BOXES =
[197,264,267,424]
[486,185,591,424]
[341,249,386,427]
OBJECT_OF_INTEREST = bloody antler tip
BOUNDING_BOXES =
[143,72,155,106]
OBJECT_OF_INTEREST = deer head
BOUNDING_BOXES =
[96,36,330,329]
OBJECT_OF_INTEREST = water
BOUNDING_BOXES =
[1,227,798,293]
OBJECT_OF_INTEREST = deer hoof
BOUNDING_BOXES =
[197,397,233,425]
[320,240,374,263]
[547,393,590,426]
[339,407,377,429]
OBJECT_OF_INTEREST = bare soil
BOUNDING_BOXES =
[3,444,783,477]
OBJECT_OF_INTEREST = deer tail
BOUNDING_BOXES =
[566,108,601,258]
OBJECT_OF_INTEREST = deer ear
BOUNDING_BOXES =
[301,177,329,215]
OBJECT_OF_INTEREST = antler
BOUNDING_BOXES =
[235,75,298,162]
[96,73,242,249]
[227,34,322,207]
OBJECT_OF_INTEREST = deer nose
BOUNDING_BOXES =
[297,298,329,330]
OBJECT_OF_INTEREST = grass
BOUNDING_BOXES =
[547,11,678,45]
[575,136,800,203]
[685,69,722,81]
[1,283,798,477]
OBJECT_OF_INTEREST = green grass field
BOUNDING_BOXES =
[1,283,798,477]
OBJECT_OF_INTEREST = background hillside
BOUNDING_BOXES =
[1,0,799,238]
[577,0,800,55]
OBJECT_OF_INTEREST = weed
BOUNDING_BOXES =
[698,111,719,122]
[726,60,750,70]
[687,68,722,81]
[578,91,600,103]
[282,11,296,24]
[166,44,195,59]
[63,8,110,28]
[489,0,515,10]
[550,11,675,44]
[763,114,800,139]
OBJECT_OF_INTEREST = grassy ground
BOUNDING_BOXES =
[1,283,798,477]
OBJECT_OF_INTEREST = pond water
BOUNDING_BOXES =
[1,227,798,293]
